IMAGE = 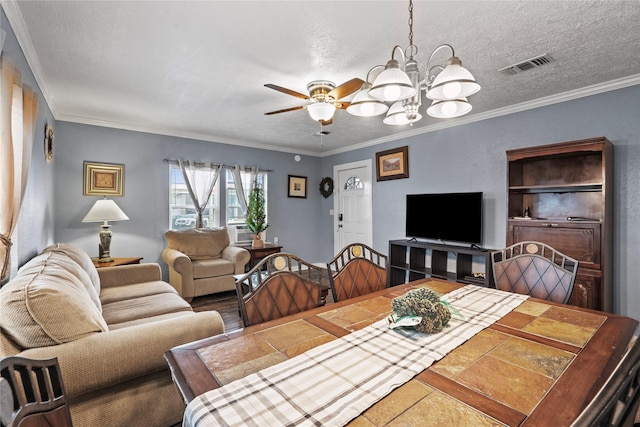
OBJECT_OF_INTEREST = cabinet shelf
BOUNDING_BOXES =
[508,183,602,194]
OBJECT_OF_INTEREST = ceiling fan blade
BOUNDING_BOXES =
[264,105,306,115]
[264,84,310,100]
[328,78,365,100]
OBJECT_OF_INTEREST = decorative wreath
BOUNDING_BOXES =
[319,177,334,198]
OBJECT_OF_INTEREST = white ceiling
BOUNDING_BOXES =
[3,1,640,156]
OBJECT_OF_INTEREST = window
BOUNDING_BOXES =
[169,164,219,230]
[225,169,267,243]
[344,176,364,190]
[226,169,267,226]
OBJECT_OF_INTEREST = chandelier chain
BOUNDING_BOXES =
[408,0,414,47]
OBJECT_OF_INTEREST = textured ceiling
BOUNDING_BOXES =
[3,1,640,155]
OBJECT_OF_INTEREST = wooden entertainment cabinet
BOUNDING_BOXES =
[506,137,613,311]
[388,240,494,288]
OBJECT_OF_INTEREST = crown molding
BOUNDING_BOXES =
[320,75,640,157]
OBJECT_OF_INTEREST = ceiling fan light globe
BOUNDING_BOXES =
[426,57,480,100]
[307,102,336,122]
[346,89,389,117]
[426,98,472,118]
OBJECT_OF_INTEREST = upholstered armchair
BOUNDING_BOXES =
[162,228,250,301]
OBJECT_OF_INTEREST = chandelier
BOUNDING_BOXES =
[347,0,480,125]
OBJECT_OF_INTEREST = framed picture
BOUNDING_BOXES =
[44,124,54,164]
[83,161,125,196]
[288,175,307,198]
[375,146,409,181]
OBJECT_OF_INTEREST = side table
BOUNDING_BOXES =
[235,243,282,271]
[92,257,143,268]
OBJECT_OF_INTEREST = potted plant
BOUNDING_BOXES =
[245,182,269,248]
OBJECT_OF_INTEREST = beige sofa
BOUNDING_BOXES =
[0,243,224,427]
[162,228,250,301]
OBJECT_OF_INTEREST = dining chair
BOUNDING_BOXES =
[0,356,73,427]
[326,243,387,302]
[235,252,323,327]
[491,241,578,304]
[571,336,640,427]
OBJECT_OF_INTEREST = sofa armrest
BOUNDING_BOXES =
[222,246,251,274]
[98,263,162,289]
[17,311,224,399]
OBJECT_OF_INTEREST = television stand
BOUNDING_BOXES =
[388,240,495,288]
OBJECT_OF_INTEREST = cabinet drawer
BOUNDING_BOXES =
[508,221,601,269]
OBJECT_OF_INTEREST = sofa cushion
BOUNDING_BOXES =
[165,228,230,260]
[1,256,108,349]
[101,293,192,325]
[192,258,235,279]
[42,243,101,298]
[99,280,178,304]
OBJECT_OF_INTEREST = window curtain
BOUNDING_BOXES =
[231,165,259,214]
[0,58,38,284]
[178,159,221,228]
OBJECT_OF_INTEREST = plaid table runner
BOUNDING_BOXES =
[184,285,528,427]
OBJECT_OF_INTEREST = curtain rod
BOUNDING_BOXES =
[163,159,273,172]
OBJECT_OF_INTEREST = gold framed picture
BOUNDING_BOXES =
[376,145,409,181]
[288,175,307,198]
[83,161,125,196]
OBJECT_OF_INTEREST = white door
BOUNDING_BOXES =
[333,160,373,254]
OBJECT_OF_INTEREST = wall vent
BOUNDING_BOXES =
[499,54,555,75]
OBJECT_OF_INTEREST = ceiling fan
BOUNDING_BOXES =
[264,78,364,125]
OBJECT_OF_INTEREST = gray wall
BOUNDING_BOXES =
[52,123,323,276]
[1,8,55,274]
[321,85,640,322]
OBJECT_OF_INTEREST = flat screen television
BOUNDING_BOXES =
[406,192,483,246]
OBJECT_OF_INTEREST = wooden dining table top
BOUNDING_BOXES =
[164,278,638,426]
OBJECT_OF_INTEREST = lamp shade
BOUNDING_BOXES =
[369,59,416,102]
[82,199,129,223]
[346,83,389,117]
[383,101,422,126]
[426,98,472,118]
[426,56,480,101]
[307,102,336,122]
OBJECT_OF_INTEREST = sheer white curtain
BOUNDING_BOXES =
[231,165,259,213]
[178,159,221,228]
[1,58,38,284]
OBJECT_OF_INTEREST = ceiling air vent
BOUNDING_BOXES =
[499,54,555,75]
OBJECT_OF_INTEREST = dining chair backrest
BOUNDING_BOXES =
[0,356,73,427]
[326,243,387,302]
[491,241,578,304]
[235,253,323,327]
[571,336,640,427]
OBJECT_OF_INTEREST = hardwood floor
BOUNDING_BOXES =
[191,291,244,331]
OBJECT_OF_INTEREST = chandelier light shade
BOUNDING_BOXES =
[307,102,336,122]
[426,98,472,118]
[383,101,422,126]
[426,56,481,101]
[369,58,416,102]
[346,82,389,117]
[82,198,129,262]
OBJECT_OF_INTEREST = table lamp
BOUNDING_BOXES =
[82,198,129,262]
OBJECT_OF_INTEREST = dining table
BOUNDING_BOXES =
[164,278,638,426]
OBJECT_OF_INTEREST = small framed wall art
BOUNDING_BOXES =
[375,145,409,181]
[44,124,54,164]
[83,161,125,196]
[288,175,307,198]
